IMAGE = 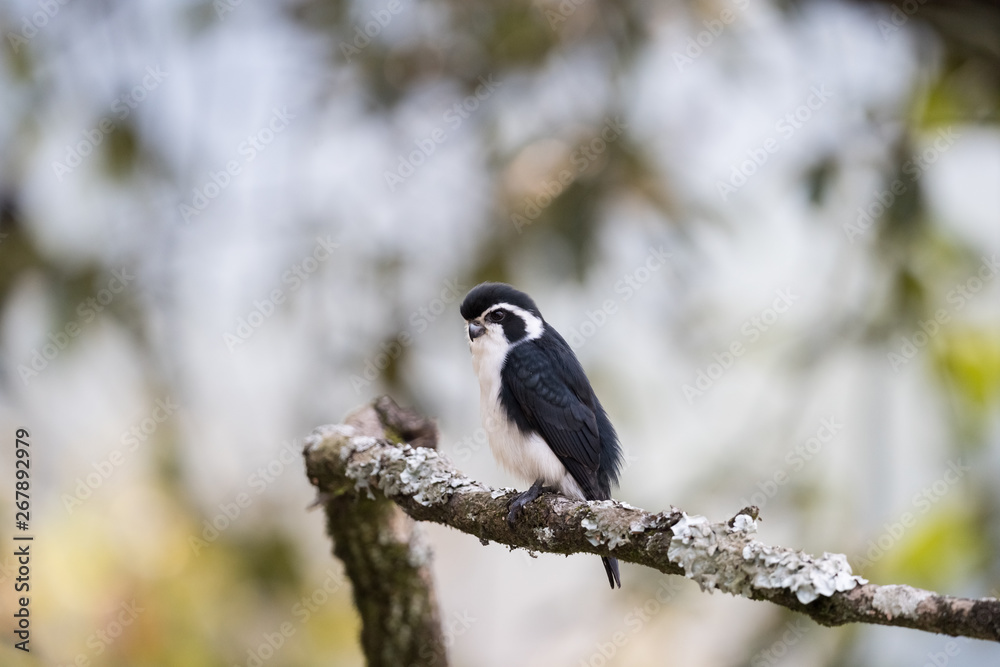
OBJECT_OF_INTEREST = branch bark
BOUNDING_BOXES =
[307,398,447,667]
[304,398,1000,650]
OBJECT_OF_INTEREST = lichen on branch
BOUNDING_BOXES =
[304,398,1000,645]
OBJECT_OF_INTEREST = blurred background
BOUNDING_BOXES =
[0,0,998,664]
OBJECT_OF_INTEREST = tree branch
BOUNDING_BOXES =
[304,398,1000,647]
[307,398,447,667]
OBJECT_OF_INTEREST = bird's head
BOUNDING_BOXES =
[460,282,545,349]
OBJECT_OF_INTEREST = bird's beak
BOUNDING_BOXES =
[468,321,486,341]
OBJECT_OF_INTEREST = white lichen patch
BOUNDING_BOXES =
[668,512,867,604]
[305,424,355,453]
[407,524,434,568]
[343,441,384,498]
[743,544,865,604]
[338,438,486,507]
[343,435,379,458]
[872,585,933,620]
[628,509,674,534]
[581,506,630,550]
[674,513,710,532]
[534,526,555,543]
[728,513,758,534]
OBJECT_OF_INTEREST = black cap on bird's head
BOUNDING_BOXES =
[460,282,542,321]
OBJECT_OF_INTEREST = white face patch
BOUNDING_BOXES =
[482,302,544,342]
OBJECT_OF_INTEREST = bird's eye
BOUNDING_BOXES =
[487,309,505,323]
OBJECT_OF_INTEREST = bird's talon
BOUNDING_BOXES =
[505,479,545,527]
[506,496,528,526]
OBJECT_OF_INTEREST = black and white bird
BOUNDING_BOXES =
[460,282,624,589]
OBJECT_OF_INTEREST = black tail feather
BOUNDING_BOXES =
[602,556,621,589]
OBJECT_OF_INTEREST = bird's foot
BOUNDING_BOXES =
[506,478,548,527]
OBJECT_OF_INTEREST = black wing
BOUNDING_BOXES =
[499,332,605,500]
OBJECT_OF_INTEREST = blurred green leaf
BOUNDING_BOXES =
[872,502,987,590]
[936,329,1000,408]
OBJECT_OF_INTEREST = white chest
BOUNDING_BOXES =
[468,337,584,499]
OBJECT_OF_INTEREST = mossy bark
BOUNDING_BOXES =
[324,493,445,667]
[307,398,447,667]
[305,397,1000,647]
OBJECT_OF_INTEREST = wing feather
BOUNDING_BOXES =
[500,338,604,499]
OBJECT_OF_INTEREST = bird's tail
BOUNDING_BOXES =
[602,556,621,589]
